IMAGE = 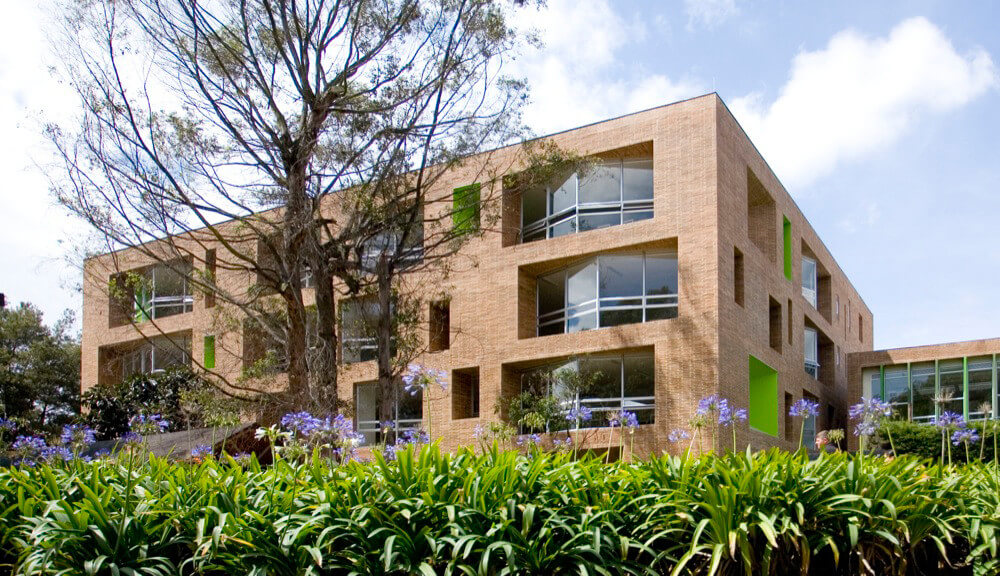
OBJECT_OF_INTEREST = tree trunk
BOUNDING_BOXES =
[311,248,339,412]
[282,157,310,404]
[375,255,396,438]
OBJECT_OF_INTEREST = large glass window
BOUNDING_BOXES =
[518,353,655,430]
[361,208,424,272]
[801,257,817,308]
[354,381,422,445]
[938,359,965,416]
[133,262,194,322]
[968,356,993,420]
[910,362,936,422]
[121,336,191,379]
[340,297,380,363]
[883,365,909,418]
[803,327,819,379]
[521,158,653,242]
[536,252,678,336]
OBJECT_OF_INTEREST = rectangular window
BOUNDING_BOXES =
[341,297,380,363]
[733,247,744,307]
[801,257,817,308]
[453,183,481,234]
[858,314,864,342]
[968,356,993,419]
[910,363,936,422]
[768,297,782,353]
[120,335,191,380]
[517,353,655,430]
[452,367,480,419]
[429,301,450,352]
[782,217,792,280]
[536,252,677,336]
[884,365,909,417]
[205,249,217,308]
[354,380,422,445]
[521,158,653,243]
[835,294,839,322]
[203,335,215,370]
[361,206,424,272]
[784,392,794,440]
[939,359,965,416]
[803,327,819,379]
[749,355,778,437]
[802,391,818,449]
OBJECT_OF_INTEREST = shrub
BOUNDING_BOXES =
[879,419,998,463]
[1,447,998,575]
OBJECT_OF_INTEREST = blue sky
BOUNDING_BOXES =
[1,0,998,350]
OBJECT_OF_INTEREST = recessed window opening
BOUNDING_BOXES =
[521,158,653,243]
[354,381,422,445]
[536,252,678,336]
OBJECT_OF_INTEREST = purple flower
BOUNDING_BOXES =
[130,414,169,435]
[718,406,747,427]
[936,411,966,429]
[11,435,47,462]
[849,397,894,438]
[121,431,144,446]
[473,424,486,440]
[566,406,593,424]
[280,412,323,436]
[697,394,727,416]
[668,429,690,443]
[382,443,398,461]
[0,418,16,433]
[952,428,980,446]
[396,428,430,446]
[552,434,574,450]
[61,424,96,447]
[191,444,213,459]
[402,364,448,395]
[789,398,820,418]
[41,445,73,462]
[621,411,640,431]
[516,434,542,446]
[853,420,877,438]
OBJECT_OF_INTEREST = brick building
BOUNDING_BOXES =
[81,93,875,455]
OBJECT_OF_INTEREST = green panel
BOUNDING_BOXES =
[748,355,779,437]
[133,285,150,323]
[453,183,481,234]
[203,335,216,370]
[782,217,792,281]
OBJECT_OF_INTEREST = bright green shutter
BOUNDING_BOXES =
[453,183,481,234]
[204,335,216,370]
[749,355,779,436]
[782,217,792,281]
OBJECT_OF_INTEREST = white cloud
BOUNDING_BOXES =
[729,17,998,189]
[685,0,739,31]
[515,0,704,136]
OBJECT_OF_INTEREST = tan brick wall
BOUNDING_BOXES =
[81,93,872,456]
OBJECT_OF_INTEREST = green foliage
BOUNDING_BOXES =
[0,303,80,434]
[82,366,219,439]
[1,448,998,575]
[880,419,998,463]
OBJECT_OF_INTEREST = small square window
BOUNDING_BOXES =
[452,367,480,419]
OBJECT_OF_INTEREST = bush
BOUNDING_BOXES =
[1,447,998,575]
[880,419,998,463]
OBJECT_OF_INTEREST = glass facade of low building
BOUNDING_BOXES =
[862,354,999,421]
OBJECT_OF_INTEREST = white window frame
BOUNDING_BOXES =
[121,337,191,379]
[803,326,819,379]
[536,252,679,336]
[521,158,654,243]
[518,353,655,431]
[801,256,818,308]
[354,381,423,445]
[135,264,195,321]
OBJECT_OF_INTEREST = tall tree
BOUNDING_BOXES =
[0,303,81,433]
[49,0,542,414]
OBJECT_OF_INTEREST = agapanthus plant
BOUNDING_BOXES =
[402,364,448,438]
[129,413,169,436]
[849,397,894,456]
[788,398,820,452]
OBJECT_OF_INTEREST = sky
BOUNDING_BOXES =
[0,0,998,350]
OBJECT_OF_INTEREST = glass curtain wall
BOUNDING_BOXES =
[968,356,993,419]
[518,353,655,430]
[867,356,998,422]
[537,252,678,336]
[521,158,653,242]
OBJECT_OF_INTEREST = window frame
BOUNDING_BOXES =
[521,158,654,243]
[803,326,819,379]
[354,381,423,445]
[535,252,678,336]
[801,256,818,308]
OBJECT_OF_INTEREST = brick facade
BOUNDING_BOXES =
[81,93,874,456]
